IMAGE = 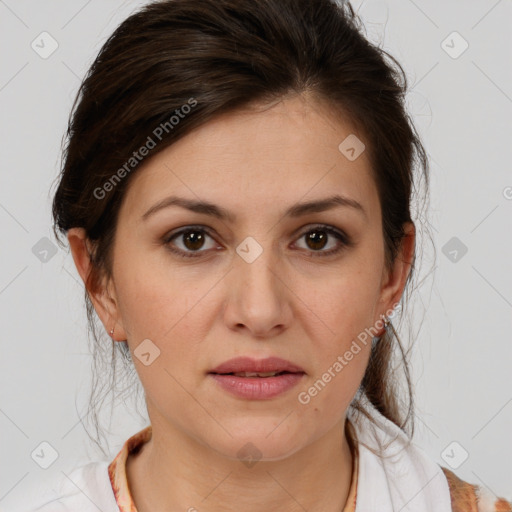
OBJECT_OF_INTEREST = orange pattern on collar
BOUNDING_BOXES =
[108,425,152,512]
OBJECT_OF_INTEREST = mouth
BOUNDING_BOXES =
[209,370,303,378]
[207,357,306,400]
[208,356,305,376]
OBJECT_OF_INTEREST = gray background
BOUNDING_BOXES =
[1,0,511,507]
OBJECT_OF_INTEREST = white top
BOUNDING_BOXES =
[9,461,118,512]
[9,403,511,511]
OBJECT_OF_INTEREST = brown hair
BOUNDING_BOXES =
[51,0,432,455]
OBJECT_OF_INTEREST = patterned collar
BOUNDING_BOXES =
[108,422,359,511]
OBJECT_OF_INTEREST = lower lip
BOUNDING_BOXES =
[208,372,305,399]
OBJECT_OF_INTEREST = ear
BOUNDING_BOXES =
[67,227,127,342]
[374,221,416,331]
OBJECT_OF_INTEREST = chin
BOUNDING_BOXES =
[208,420,307,463]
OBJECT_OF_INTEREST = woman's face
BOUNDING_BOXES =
[71,93,413,461]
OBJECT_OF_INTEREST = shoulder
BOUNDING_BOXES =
[441,466,512,512]
[10,461,119,512]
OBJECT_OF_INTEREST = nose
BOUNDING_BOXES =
[222,241,293,338]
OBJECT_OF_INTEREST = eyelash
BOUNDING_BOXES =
[162,224,353,259]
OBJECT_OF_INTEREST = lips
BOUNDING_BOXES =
[209,356,305,376]
[208,356,306,399]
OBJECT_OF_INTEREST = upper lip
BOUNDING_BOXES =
[209,357,305,374]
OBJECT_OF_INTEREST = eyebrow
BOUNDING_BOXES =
[141,194,367,222]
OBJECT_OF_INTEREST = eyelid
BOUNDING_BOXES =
[292,224,353,256]
[163,223,353,258]
[163,224,220,258]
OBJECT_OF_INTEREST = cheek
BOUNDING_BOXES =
[114,250,216,340]
[289,266,378,407]
[296,332,371,426]
[293,264,381,347]
[114,267,212,413]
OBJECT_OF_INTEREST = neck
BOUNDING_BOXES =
[126,417,356,512]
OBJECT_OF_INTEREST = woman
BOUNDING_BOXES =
[25,0,511,510]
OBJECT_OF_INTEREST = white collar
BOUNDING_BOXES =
[348,403,452,512]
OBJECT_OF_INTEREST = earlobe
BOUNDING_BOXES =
[67,227,127,342]
[377,222,416,320]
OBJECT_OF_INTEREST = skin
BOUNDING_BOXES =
[68,92,415,512]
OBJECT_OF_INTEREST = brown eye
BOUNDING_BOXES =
[304,230,329,251]
[182,230,206,251]
[294,225,352,257]
[164,227,218,258]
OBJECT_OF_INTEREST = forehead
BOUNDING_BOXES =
[119,94,379,224]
